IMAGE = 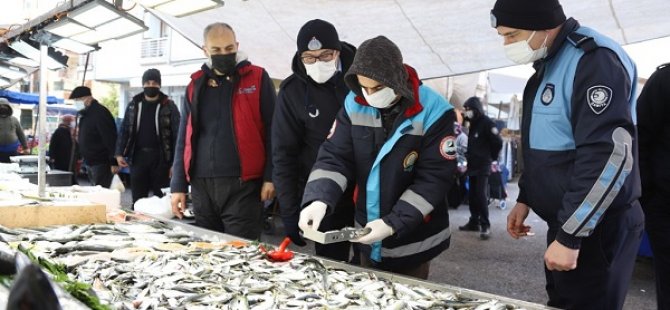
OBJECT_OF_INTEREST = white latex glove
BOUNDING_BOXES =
[351,219,394,244]
[298,201,328,232]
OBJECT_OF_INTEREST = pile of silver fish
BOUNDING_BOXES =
[0,222,529,310]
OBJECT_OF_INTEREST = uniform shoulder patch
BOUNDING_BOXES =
[439,136,457,160]
[587,85,612,115]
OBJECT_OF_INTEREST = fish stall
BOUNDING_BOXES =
[0,215,557,310]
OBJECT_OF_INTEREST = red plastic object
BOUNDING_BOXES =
[266,237,294,262]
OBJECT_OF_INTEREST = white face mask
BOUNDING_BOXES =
[304,59,338,84]
[504,31,549,64]
[362,86,398,109]
[74,100,85,110]
[464,110,475,119]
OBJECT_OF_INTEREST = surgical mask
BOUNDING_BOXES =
[362,87,398,109]
[504,31,548,64]
[304,59,338,84]
[210,53,237,76]
[74,100,85,110]
[144,87,160,98]
[464,110,474,119]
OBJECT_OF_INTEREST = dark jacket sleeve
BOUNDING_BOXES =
[97,107,118,165]
[170,90,191,193]
[301,108,356,210]
[383,110,458,238]
[637,65,670,206]
[168,100,181,164]
[556,48,636,249]
[272,87,305,221]
[115,103,132,157]
[259,70,276,182]
[13,117,27,149]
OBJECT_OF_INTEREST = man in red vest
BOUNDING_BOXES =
[171,22,276,240]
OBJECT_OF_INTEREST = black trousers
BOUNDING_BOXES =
[86,163,113,188]
[0,150,18,163]
[545,204,644,310]
[467,175,490,228]
[130,149,170,203]
[191,177,263,240]
[643,200,670,310]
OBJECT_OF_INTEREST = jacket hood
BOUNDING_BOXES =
[290,41,356,84]
[344,36,413,103]
[463,96,485,115]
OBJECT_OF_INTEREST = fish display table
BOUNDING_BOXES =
[0,217,557,309]
[0,202,106,228]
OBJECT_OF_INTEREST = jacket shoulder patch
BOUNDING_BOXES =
[439,136,457,160]
[587,85,612,115]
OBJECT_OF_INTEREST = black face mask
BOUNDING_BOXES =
[210,53,237,76]
[0,107,10,117]
[144,87,160,98]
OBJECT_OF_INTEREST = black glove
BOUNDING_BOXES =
[282,217,306,246]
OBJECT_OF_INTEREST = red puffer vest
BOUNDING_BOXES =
[183,64,266,181]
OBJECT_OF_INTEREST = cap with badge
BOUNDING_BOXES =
[297,19,342,53]
[490,0,566,30]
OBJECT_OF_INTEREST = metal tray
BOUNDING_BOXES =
[157,217,556,310]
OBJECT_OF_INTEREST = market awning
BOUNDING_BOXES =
[151,0,670,80]
[0,89,64,104]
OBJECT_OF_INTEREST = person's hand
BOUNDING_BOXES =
[507,202,532,239]
[282,217,306,246]
[260,182,275,201]
[111,165,120,174]
[171,193,187,219]
[351,219,394,244]
[298,201,327,232]
[21,149,30,155]
[116,156,129,168]
[545,240,579,271]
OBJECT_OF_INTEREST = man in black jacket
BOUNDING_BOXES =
[70,86,118,188]
[637,62,670,310]
[116,69,180,204]
[459,96,502,240]
[48,114,74,172]
[272,19,356,261]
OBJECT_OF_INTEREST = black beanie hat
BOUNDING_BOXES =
[142,68,161,86]
[297,19,341,53]
[344,36,413,102]
[491,0,566,30]
[69,86,92,99]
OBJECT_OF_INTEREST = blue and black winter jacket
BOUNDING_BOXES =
[518,18,640,249]
[302,66,457,268]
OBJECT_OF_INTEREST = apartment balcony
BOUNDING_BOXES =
[140,37,168,64]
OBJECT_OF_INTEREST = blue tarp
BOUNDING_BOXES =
[0,89,64,104]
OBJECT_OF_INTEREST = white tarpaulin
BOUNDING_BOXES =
[152,0,670,80]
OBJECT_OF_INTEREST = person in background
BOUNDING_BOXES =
[48,114,75,172]
[637,62,670,310]
[272,19,356,261]
[116,68,180,204]
[491,0,643,308]
[171,22,276,240]
[0,98,28,163]
[299,36,457,279]
[459,96,502,240]
[70,86,118,187]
